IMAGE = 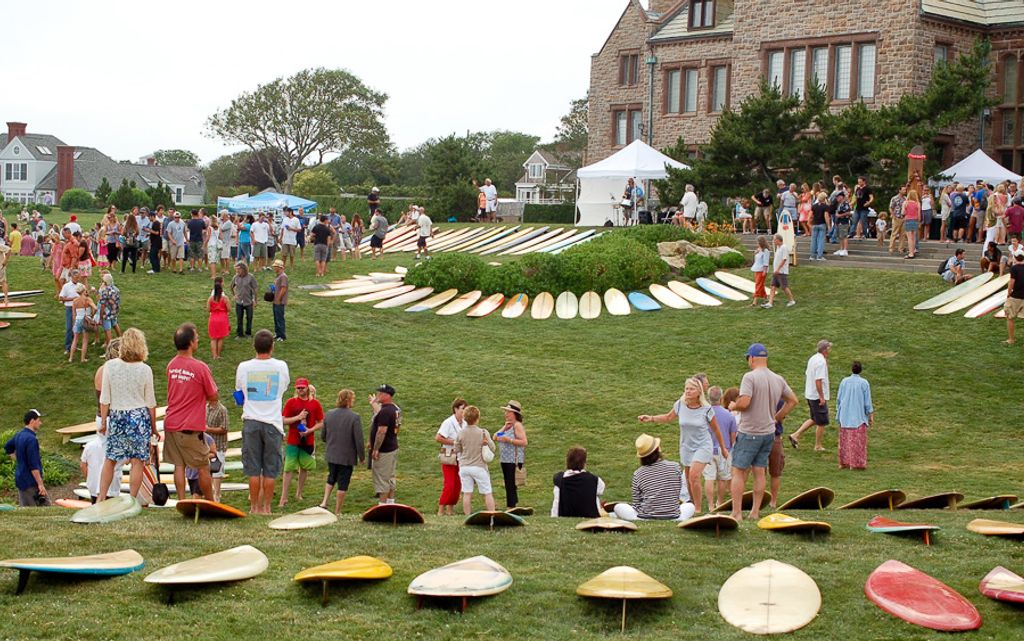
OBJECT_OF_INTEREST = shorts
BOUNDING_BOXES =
[221,244,233,260]
[771,273,789,289]
[371,449,398,494]
[922,209,933,225]
[952,215,968,231]
[281,244,296,257]
[904,219,919,233]
[187,478,200,495]
[702,453,732,481]
[835,222,850,240]
[369,236,384,249]
[18,487,51,507]
[73,317,86,334]
[212,450,226,479]
[296,232,306,248]
[78,262,92,277]
[326,462,354,491]
[769,436,785,478]
[283,444,316,472]
[807,399,830,426]
[458,465,492,494]
[485,200,498,213]
[1005,296,1024,318]
[189,241,203,258]
[60,267,72,281]
[241,419,283,478]
[171,244,185,260]
[417,236,427,249]
[253,242,268,259]
[478,208,487,218]
[163,430,211,468]
[102,316,118,331]
[730,432,774,469]
[341,236,354,250]
[314,244,329,262]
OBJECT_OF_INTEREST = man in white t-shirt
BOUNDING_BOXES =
[250,214,270,271]
[218,211,235,269]
[279,208,302,267]
[789,340,832,451]
[481,178,498,223]
[59,268,81,354]
[80,435,124,501]
[235,329,290,515]
[764,234,795,308]
[680,185,698,227]
[415,208,433,260]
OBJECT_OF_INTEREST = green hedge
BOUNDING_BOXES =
[523,203,576,224]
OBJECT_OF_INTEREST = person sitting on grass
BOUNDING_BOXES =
[941,248,970,285]
[613,434,688,522]
[551,446,604,518]
[455,405,496,515]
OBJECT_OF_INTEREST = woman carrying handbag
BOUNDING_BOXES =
[435,399,467,516]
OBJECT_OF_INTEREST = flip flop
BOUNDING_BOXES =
[787,435,798,449]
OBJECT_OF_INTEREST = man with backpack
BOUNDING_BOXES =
[939,248,970,284]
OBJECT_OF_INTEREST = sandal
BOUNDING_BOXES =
[787,435,798,449]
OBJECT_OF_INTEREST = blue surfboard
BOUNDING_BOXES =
[627,291,661,311]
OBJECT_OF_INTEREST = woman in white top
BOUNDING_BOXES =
[435,398,467,516]
[97,328,158,501]
[454,406,496,515]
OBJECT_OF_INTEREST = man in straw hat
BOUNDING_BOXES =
[612,434,692,522]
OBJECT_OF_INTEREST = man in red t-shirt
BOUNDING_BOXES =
[279,377,324,508]
[164,323,219,500]
[1005,198,1024,237]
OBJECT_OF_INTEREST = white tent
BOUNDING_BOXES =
[576,140,690,227]
[930,149,1022,187]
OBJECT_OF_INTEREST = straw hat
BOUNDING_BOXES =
[635,433,661,458]
[501,400,523,415]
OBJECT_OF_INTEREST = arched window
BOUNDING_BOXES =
[1003,55,1018,104]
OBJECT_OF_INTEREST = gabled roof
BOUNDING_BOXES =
[594,0,655,57]
[650,0,735,42]
[36,147,205,196]
[524,149,574,170]
[921,0,1024,27]
[0,133,67,160]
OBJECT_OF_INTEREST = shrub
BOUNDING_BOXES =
[59,188,94,212]
[682,254,717,280]
[561,236,668,295]
[716,250,746,269]
[523,203,576,224]
[692,229,742,249]
[405,253,489,293]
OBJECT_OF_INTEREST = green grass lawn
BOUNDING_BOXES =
[1,216,1022,640]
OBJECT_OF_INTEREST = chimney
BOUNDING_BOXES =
[57,146,76,200]
[6,122,27,139]
[147,156,157,166]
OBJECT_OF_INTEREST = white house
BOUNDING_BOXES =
[0,121,206,205]
[514,150,577,204]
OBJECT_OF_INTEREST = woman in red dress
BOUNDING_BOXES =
[207,276,230,359]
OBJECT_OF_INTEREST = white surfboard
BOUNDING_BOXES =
[934,274,1010,315]
[718,559,820,634]
[714,271,757,294]
[406,288,459,312]
[312,282,404,298]
[649,283,693,309]
[542,229,595,253]
[579,291,602,319]
[345,285,417,304]
[437,291,483,316]
[696,277,749,301]
[667,280,722,306]
[374,287,434,309]
[145,545,269,585]
[501,293,529,319]
[531,292,555,319]
[965,290,1008,318]
[268,507,338,531]
[70,496,141,524]
[499,228,564,255]
[441,227,503,253]
[408,555,512,598]
[555,291,578,319]
[512,229,577,255]
[603,288,631,316]
[913,271,993,310]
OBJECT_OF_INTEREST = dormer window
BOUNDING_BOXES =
[689,0,714,29]
[528,163,544,179]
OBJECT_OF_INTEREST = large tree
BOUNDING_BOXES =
[206,67,390,193]
[544,94,588,167]
[153,149,200,166]
[424,135,483,220]
[479,130,540,195]
[292,168,340,199]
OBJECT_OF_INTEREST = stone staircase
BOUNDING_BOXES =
[734,233,985,274]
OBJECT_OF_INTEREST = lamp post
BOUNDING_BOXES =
[645,54,658,146]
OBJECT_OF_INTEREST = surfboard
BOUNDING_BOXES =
[436,291,482,316]
[867,516,940,545]
[417,228,474,252]
[373,287,434,309]
[312,281,404,298]
[913,272,994,310]
[531,292,555,319]
[719,559,820,635]
[714,271,757,294]
[480,227,549,255]
[55,406,169,441]
[678,514,739,535]
[268,506,337,531]
[501,293,529,319]
[145,545,268,586]
[777,487,835,510]
[0,322,8,329]
[648,283,692,309]
[961,495,1018,510]
[366,272,406,280]
[627,291,661,311]
[577,566,672,633]
[472,227,535,254]
[505,506,534,517]
[695,277,748,301]
[442,227,504,253]
[395,266,408,274]
[897,492,963,510]
[465,510,525,529]
[467,293,505,318]
[965,290,1008,318]
[498,228,563,255]
[839,489,906,510]
[979,566,1024,604]
[55,499,93,509]
[714,491,772,513]
[667,280,722,306]
[777,210,797,263]
[458,226,521,253]
[933,273,1010,314]
[407,556,512,607]
[757,513,831,535]
[1,549,144,594]
[541,229,596,253]
[70,496,141,524]
[865,560,981,631]
[555,291,578,319]
[575,516,638,532]
[0,504,14,512]
[345,285,417,304]
[597,289,626,316]
[966,518,1024,536]
[295,556,392,583]
[0,301,35,309]
[513,229,577,255]
[175,499,247,522]
[579,291,602,319]
[995,309,1007,318]
[5,290,44,298]
[0,311,38,320]
[406,288,459,312]
[362,503,425,525]
[549,231,604,254]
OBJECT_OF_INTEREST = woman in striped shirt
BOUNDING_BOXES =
[613,434,689,521]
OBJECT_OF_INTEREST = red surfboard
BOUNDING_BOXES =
[865,560,981,631]
[979,566,1024,604]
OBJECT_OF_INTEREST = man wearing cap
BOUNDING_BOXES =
[728,343,798,522]
[277,377,324,508]
[65,214,82,236]
[272,259,288,342]
[789,340,832,451]
[4,410,49,507]
[236,329,290,514]
[368,186,381,216]
[368,384,400,504]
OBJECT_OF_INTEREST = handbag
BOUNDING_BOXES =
[620,199,633,209]
[514,446,526,487]
[438,449,457,466]
[150,440,169,506]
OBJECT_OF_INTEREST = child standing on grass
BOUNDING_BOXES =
[764,234,796,309]
[750,235,770,307]
[875,212,888,247]
[454,405,496,515]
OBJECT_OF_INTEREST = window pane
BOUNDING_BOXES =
[812,47,828,90]
[692,2,703,27]
[667,69,681,113]
[834,45,852,100]
[768,51,783,90]
[712,67,727,111]
[1004,57,1018,103]
[684,69,698,112]
[934,45,948,65]
[616,112,627,145]
[1003,111,1016,146]
[858,44,876,99]
[630,110,642,143]
[789,49,806,98]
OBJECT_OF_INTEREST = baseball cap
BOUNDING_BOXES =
[24,409,43,423]
[296,377,310,388]
[375,383,396,396]
[746,343,768,358]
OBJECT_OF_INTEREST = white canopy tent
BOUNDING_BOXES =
[930,149,1022,186]
[576,140,690,227]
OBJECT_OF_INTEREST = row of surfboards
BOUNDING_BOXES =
[913,271,1013,318]
[1,544,1020,634]
[310,269,756,318]
[0,289,43,329]
[359,223,604,257]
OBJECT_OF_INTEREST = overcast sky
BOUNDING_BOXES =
[2,0,629,165]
